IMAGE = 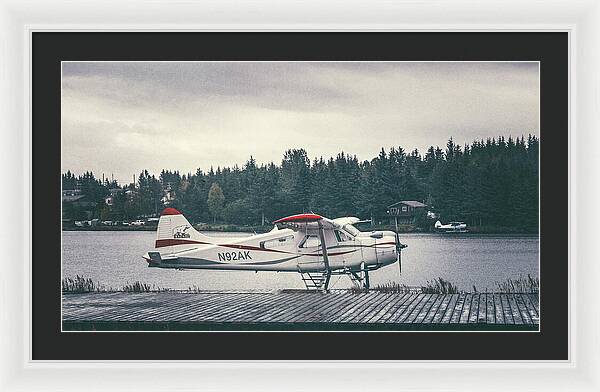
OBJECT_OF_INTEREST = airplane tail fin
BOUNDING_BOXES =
[155,208,212,252]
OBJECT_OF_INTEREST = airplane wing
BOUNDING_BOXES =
[273,213,336,230]
[273,213,322,224]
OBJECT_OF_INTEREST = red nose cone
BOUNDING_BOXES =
[161,207,181,216]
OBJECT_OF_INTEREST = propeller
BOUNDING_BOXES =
[393,217,407,275]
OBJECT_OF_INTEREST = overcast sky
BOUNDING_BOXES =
[62,61,539,184]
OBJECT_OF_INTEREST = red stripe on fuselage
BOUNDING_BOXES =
[220,243,291,254]
[155,239,291,254]
[304,249,358,257]
[371,241,396,246]
[155,239,209,248]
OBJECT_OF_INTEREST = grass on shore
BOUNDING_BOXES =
[421,278,460,294]
[353,275,539,294]
[350,277,459,294]
[495,274,539,294]
[62,275,540,294]
[62,276,105,293]
[62,275,171,293]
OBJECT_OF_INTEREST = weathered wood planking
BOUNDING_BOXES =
[62,291,540,327]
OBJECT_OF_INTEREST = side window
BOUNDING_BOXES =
[299,235,321,248]
[335,230,351,242]
[334,230,342,242]
[260,235,294,249]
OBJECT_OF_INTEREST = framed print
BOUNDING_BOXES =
[34,32,564,360]
[1,0,599,391]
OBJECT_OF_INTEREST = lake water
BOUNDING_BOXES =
[62,231,539,291]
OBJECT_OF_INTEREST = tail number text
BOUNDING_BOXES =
[218,251,252,262]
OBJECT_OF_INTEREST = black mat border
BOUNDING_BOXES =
[32,32,568,360]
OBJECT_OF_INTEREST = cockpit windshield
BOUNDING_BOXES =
[342,223,360,237]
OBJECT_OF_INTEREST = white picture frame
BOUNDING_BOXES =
[1,0,598,390]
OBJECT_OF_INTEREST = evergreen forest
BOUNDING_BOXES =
[62,135,539,233]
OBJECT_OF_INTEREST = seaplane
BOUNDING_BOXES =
[143,208,407,290]
[434,220,468,233]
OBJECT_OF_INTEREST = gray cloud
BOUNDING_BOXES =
[62,62,353,113]
[62,61,539,184]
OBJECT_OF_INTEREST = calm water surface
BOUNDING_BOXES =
[62,231,539,291]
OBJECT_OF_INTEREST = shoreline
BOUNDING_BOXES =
[62,225,539,235]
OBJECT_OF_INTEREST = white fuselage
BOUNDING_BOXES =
[145,225,399,273]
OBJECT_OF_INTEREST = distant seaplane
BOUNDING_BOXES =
[434,220,468,233]
[143,208,407,290]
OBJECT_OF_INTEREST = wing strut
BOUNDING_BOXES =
[317,221,332,290]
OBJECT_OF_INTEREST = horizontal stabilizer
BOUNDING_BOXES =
[147,251,162,265]
[148,251,162,262]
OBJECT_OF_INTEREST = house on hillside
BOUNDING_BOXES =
[161,183,175,206]
[104,188,123,206]
[387,200,428,224]
[62,188,82,201]
[62,190,98,220]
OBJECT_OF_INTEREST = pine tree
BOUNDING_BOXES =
[207,182,225,223]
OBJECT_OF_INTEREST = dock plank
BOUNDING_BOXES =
[164,293,230,322]
[414,294,440,323]
[62,291,540,329]
[384,293,419,324]
[143,293,202,321]
[486,293,495,324]
[394,294,429,324]
[459,294,473,323]
[406,294,434,323]
[499,294,512,324]
[506,294,523,325]
[439,294,459,323]
[528,293,540,316]
[422,294,446,324]
[522,293,540,324]
[291,292,348,323]
[450,293,466,323]
[336,292,381,323]
[373,293,415,323]
[355,293,396,323]
[514,294,533,325]
[478,293,488,324]
[185,293,254,322]
[321,292,371,323]
[218,293,285,322]
[304,292,353,323]
[468,294,480,323]
[233,291,305,323]
[494,294,505,324]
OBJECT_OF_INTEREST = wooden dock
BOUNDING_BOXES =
[62,291,540,331]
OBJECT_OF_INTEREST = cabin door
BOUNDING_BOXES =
[297,229,341,272]
[332,229,357,269]
[296,233,326,272]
